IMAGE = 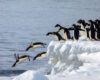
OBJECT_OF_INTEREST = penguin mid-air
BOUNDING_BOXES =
[55,24,72,40]
[12,54,30,67]
[46,32,65,41]
[26,42,46,51]
[33,52,46,60]
[72,24,85,40]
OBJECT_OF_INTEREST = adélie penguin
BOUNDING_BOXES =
[72,24,85,40]
[55,24,72,40]
[12,54,31,67]
[88,20,96,40]
[26,42,46,51]
[46,31,65,41]
[33,52,46,60]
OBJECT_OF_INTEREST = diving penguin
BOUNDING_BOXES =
[33,52,46,60]
[26,42,46,51]
[46,31,65,41]
[12,54,30,67]
[55,24,72,40]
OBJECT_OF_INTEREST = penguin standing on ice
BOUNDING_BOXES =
[55,24,72,40]
[26,42,46,51]
[77,19,87,37]
[12,54,30,67]
[46,32,65,41]
[33,52,46,60]
[94,20,100,40]
[72,24,85,40]
[85,23,91,40]
[88,20,96,40]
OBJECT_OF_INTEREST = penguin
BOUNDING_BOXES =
[33,52,46,60]
[85,23,91,40]
[72,24,85,40]
[55,24,72,40]
[94,20,100,40]
[88,20,97,40]
[46,32,65,41]
[12,54,30,67]
[77,19,87,37]
[26,42,46,51]
[77,19,86,29]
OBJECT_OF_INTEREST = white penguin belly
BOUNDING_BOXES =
[17,57,28,64]
[37,54,46,59]
[32,45,42,49]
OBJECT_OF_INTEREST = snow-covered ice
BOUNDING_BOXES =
[12,41,100,80]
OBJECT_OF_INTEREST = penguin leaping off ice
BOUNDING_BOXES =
[46,31,65,41]
[26,42,46,51]
[12,54,31,67]
[55,24,72,40]
[33,52,46,60]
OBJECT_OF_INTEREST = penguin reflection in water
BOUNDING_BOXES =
[46,31,65,41]
[26,42,46,51]
[33,52,46,60]
[12,54,31,67]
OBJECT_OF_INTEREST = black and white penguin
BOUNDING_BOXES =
[46,32,65,41]
[77,19,87,37]
[72,24,85,40]
[12,54,30,67]
[55,24,72,40]
[33,52,46,60]
[85,23,91,40]
[26,42,46,51]
[94,20,100,40]
[77,19,86,29]
[88,20,96,40]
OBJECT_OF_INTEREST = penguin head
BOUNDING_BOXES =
[72,24,76,27]
[95,19,100,24]
[46,32,52,36]
[55,24,61,27]
[86,23,90,26]
[77,19,84,24]
[88,20,93,23]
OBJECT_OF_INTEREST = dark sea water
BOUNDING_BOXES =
[0,0,100,76]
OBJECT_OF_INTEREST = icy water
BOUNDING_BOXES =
[0,0,100,76]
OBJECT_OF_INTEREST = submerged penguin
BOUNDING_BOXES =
[12,54,30,67]
[46,32,65,41]
[55,24,72,40]
[33,52,46,60]
[26,42,46,51]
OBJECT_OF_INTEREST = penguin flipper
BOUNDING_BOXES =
[68,27,74,30]
[79,29,85,31]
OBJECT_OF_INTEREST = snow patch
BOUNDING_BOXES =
[13,70,48,80]
[47,41,100,74]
